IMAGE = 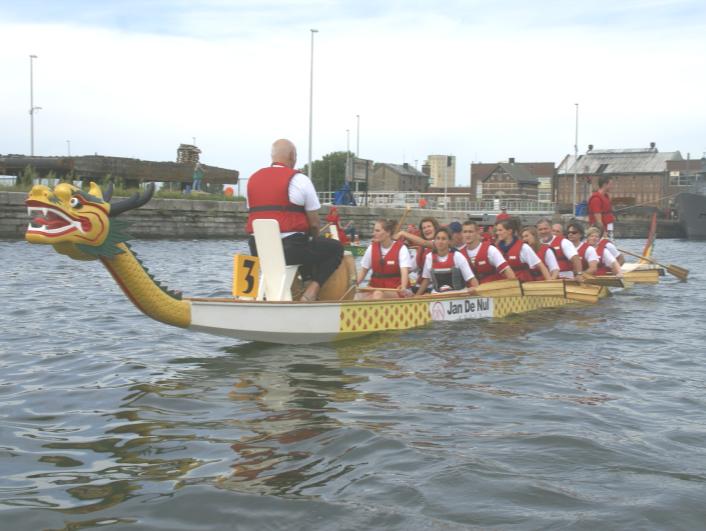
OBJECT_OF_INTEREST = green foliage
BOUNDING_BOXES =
[300,151,355,192]
[20,165,38,187]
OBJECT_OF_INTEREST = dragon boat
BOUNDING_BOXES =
[23,182,671,345]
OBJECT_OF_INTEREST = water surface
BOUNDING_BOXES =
[1,238,704,530]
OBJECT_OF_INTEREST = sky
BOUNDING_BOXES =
[1,0,705,186]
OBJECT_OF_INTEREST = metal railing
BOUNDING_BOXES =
[318,191,555,214]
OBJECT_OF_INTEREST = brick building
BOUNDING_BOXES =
[369,163,429,192]
[556,143,683,213]
[470,159,554,202]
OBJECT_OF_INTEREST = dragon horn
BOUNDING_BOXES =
[109,183,155,217]
[103,181,114,202]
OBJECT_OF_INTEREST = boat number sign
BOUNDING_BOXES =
[232,255,261,298]
[429,297,493,321]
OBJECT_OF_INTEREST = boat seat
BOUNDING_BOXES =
[252,219,301,301]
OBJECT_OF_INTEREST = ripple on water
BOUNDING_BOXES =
[1,238,705,529]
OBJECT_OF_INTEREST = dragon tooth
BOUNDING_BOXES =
[42,208,47,216]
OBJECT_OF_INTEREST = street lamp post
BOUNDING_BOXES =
[66,140,71,157]
[308,29,318,178]
[573,103,579,217]
[29,54,41,156]
[356,114,360,157]
[346,128,352,190]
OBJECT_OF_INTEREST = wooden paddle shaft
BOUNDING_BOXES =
[394,206,412,235]
[618,247,661,265]
[358,286,402,292]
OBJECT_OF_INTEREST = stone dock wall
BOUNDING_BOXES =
[1,191,684,240]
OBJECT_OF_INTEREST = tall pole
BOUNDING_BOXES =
[66,140,71,157]
[573,103,579,216]
[308,29,318,177]
[444,160,448,210]
[346,128,351,189]
[29,54,40,156]
[356,114,360,157]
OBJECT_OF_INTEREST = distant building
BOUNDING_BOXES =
[0,152,238,190]
[370,162,428,192]
[470,158,554,202]
[666,157,706,187]
[423,155,456,188]
[556,143,682,213]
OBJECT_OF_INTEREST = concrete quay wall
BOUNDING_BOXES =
[1,191,684,240]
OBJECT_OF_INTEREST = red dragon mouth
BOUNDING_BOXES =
[26,202,90,236]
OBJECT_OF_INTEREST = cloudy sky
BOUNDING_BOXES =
[1,0,704,186]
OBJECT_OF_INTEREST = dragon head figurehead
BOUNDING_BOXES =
[25,181,154,260]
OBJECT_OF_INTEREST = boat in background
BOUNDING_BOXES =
[676,177,706,239]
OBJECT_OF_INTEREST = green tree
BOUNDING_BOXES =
[300,151,355,192]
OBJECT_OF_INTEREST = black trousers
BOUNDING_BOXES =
[248,233,343,286]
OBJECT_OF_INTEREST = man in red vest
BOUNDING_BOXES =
[588,176,616,238]
[246,139,343,301]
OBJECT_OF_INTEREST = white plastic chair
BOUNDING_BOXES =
[252,219,301,301]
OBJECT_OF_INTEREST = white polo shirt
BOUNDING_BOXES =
[464,243,509,271]
[422,251,475,282]
[543,248,560,272]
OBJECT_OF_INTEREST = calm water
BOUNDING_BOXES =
[1,237,705,530]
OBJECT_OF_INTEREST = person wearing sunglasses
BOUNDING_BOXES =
[566,222,598,276]
[536,218,582,279]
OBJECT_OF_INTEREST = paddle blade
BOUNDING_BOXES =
[667,264,689,281]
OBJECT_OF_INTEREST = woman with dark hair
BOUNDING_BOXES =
[416,228,479,294]
[522,226,559,280]
[396,216,440,273]
[494,219,551,281]
[566,221,598,276]
[357,218,413,299]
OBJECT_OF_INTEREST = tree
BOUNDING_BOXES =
[300,151,354,192]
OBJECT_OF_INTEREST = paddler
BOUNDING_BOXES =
[396,216,440,274]
[356,219,413,299]
[494,219,551,281]
[521,226,560,280]
[585,226,623,276]
[246,139,343,301]
[536,218,582,278]
[566,221,598,277]
[459,220,515,283]
[448,221,465,250]
[325,206,350,245]
[416,228,479,294]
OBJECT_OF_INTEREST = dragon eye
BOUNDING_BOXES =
[70,197,83,208]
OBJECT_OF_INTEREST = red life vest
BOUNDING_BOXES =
[369,240,405,289]
[588,191,616,227]
[576,241,593,271]
[500,239,532,282]
[530,244,553,280]
[430,250,464,291]
[550,235,573,272]
[461,241,505,284]
[594,239,611,276]
[246,165,309,234]
[415,246,431,271]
